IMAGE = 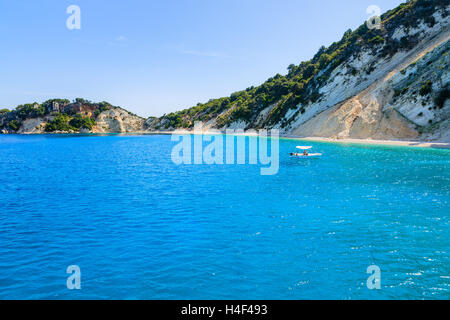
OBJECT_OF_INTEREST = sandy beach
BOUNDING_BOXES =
[144,130,450,149]
[283,136,450,149]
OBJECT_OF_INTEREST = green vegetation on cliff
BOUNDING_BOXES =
[69,114,96,130]
[0,99,116,133]
[150,0,448,130]
[7,120,22,131]
[44,114,74,132]
[45,113,96,132]
[15,103,46,119]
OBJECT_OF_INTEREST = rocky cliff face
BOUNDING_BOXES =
[145,0,450,142]
[17,117,49,134]
[288,10,449,141]
[93,108,145,133]
[291,24,449,141]
[0,102,145,134]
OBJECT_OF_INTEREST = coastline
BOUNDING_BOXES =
[152,130,450,149]
[282,136,450,149]
[3,131,450,149]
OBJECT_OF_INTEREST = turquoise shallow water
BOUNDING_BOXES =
[0,134,449,300]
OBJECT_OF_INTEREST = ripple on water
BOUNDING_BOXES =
[0,134,449,299]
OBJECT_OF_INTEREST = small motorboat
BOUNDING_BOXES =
[290,146,322,158]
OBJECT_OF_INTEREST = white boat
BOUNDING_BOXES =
[290,146,322,158]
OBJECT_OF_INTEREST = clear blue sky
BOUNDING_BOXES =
[0,0,405,117]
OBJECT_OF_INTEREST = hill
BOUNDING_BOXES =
[0,99,145,134]
[145,0,450,142]
[1,0,449,141]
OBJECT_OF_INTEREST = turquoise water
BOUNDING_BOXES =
[0,134,449,300]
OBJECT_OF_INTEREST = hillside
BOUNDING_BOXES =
[0,99,145,134]
[1,0,449,140]
[145,0,450,142]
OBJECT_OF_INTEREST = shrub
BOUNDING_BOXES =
[15,103,45,119]
[368,35,385,45]
[45,114,74,132]
[419,80,432,96]
[424,15,436,27]
[69,114,96,130]
[74,98,91,105]
[434,87,449,109]
[8,120,22,131]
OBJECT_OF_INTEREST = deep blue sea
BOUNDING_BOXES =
[0,134,449,300]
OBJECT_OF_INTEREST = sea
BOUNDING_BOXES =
[0,134,448,299]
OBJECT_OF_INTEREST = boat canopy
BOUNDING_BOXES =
[296,146,312,150]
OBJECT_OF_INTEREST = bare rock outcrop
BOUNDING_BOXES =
[93,108,145,133]
[290,11,450,142]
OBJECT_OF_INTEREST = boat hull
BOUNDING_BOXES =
[290,153,322,158]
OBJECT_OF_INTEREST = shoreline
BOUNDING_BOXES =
[282,136,450,150]
[3,131,450,149]
[147,130,450,149]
